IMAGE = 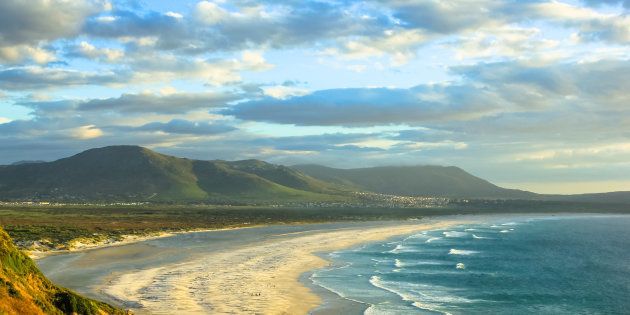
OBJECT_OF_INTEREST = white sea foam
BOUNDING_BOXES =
[389,244,404,253]
[368,276,457,315]
[501,222,519,226]
[310,276,368,306]
[404,232,429,241]
[426,237,442,243]
[472,234,490,239]
[449,249,478,255]
[389,243,421,254]
[456,263,466,269]
[500,230,510,233]
[443,231,468,238]
[464,228,477,231]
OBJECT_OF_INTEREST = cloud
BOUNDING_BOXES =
[528,1,630,44]
[454,59,630,109]
[133,119,237,135]
[582,0,630,9]
[225,58,630,128]
[84,2,386,54]
[0,45,57,64]
[262,85,309,99]
[386,0,504,33]
[72,124,104,139]
[66,41,125,62]
[0,67,128,90]
[124,50,273,85]
[78,91,238,114]
[325,29,429,65]
[224,84,502,126]
[0,0,105,64]
[447,26,559,60]
[0,0,102,46]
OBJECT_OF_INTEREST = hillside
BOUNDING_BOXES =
[293,164,536,199]
[0,146,344,202]
[543,191,630,204]
[1,146,627,204]
[0,227,126,314]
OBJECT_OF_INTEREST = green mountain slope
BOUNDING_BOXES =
[3,145,627,203]
[0,146,343,202]
[293,164,536,199]
[228,159,345,194]
[0,227,126,314]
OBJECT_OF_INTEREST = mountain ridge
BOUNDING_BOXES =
[0,146,344,202]
[293,164,536,199]
[0,145,628,204]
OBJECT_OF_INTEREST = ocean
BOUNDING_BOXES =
[309,215,630,314]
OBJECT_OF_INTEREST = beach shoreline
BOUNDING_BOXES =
[95,219,463,314]
[28,224,271,260]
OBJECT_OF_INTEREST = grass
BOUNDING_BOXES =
[0,227,127,314]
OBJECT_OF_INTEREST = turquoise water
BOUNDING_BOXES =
[310,215,630,314]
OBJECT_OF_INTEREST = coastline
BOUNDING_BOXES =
[28,225,265,260]
[99,219,463,314]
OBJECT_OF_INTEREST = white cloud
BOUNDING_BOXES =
[326,29,428,66]
[76,41,124,61]
[403,141,469,151]
[127,50,273,85]
[96,16,117,23]
[195,1,228,25]
[71,125,104,139]
[514,143,630,162]
[262,86,309,99]
[0,45,56,64]
[240,51,274,71]
[450,26,559,60]
[531,1,630,44]
[165,11,184,19]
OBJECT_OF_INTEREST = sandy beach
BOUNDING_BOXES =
[28,226,264,260]
[94,219,461,314]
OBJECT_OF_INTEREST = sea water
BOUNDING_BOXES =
[310,215,630,314]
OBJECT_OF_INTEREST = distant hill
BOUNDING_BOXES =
[0,227,126,314]
[10,160,46,166]
[543,191,630,204]
[0,146,344,202]
[293,164,536,199]
[1,146,628,204]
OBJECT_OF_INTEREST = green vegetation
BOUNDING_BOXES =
[0,146,348,203]
[0,227,127,314]
[294,164,535,199]
[1,201,629,251]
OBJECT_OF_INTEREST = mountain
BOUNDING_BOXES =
[544,191,630,204]
[0,146,344,202]
[10,160,46,166]
[2,145,627,203]
[293,164,536,199]
[0,227,126,314]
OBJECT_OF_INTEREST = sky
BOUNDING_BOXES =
[1,0,629,194]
